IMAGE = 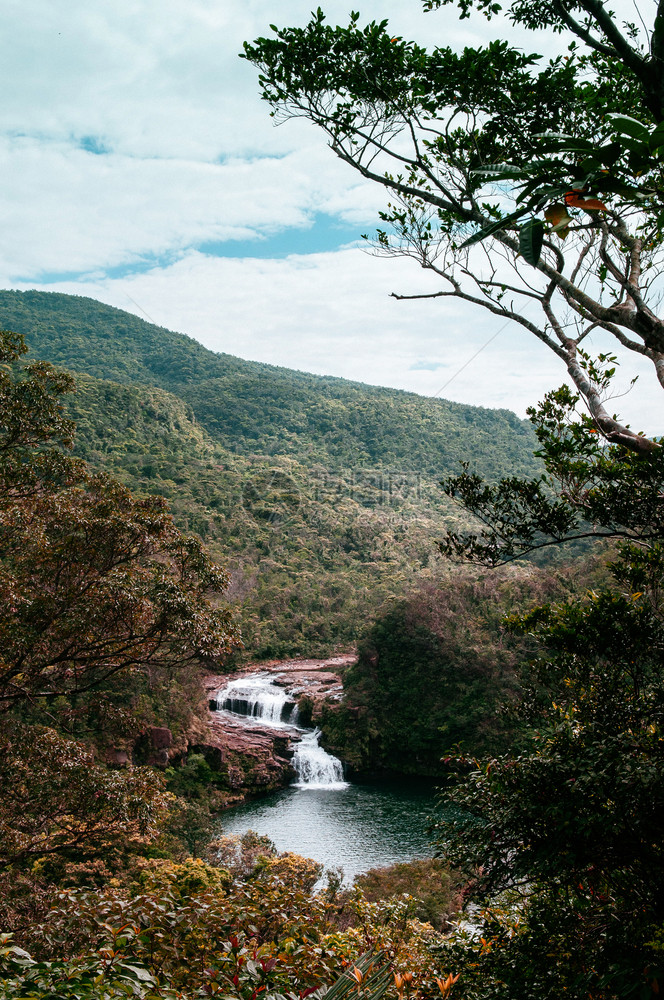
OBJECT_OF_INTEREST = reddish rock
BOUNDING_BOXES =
[149,727,173,749]
[227,765,246,789]
[191,713,300,804]
[198,654,355,805]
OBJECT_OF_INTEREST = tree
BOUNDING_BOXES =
[424,1,664,124]
[440,380,664,564]
[243,7,664,994]
[0,330,239,709]
[0,722,171,873]
[424,382,663,997]
[431,467,664,996]
[321,568,594,774]
[242,3,664,449]
[0,329,239,879]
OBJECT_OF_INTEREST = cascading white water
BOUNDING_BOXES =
[293,728,347,789]
[214,674,346,789]
[216,674,296,727]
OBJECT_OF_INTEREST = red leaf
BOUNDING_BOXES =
[564,190,607,211]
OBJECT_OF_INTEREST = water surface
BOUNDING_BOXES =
[218,778,439,881]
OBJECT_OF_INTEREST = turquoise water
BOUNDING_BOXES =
[218,778,440,881]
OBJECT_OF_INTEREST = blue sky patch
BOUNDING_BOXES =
[18,214,368,286]
[78,135,111,155]
[198,213,364,259]
[410,360,447,371]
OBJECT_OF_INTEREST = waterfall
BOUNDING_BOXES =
[293,728,347,789]
[216,674,295,727]
[215,673,347,789]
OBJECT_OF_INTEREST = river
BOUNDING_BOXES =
[219,777,438,881]
[213,672,440,881]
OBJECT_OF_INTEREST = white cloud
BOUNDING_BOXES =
[0,0,594,282]
[1,0,481,161]
[0,136,381,279]
[3,0,660,434]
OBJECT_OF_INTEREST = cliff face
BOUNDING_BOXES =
[195,656,352,804]
[190,708,299,806]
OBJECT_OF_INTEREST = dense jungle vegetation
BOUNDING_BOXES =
[0,289,537,476]
[4,0,664,993]
[319,560,608,774]
[0,289,541,658]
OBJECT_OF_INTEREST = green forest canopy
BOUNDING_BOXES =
[0,289,542,657]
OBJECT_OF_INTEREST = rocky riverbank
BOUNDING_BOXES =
[193,655,353,806]
[127,656,353,806]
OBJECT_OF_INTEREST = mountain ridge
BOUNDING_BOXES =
[1,287,518,402]
[0,288,542,656]
[0,289,537,477]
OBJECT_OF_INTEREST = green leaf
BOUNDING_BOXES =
[648,120,664,151]
[519,218,545,266]
[121,964,156,984]
[459,207,528,249]
[607,114,651,142]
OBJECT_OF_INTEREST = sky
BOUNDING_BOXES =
[2,0,661,432]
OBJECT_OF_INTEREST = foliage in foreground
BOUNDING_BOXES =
[0,849,461,1000]
[355,860,463,933]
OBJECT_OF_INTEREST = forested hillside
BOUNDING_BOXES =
[0,290,541,656]
[0,290,536,474]
[4,0,664,989]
